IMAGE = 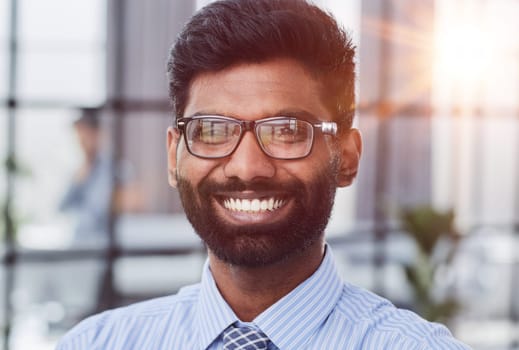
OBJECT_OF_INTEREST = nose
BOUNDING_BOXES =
[223,131,276,181]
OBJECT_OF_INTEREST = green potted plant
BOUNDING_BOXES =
[400,205,461,323]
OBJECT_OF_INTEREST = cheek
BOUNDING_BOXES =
[307,139,336,166]
[321,136,340,158]
[281,157,331,183]
[176,149,220,186]
[279,143,338,186]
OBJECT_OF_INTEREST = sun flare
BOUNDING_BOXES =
[434,23,493,85]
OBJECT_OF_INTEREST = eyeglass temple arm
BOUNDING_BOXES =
[176,119,185,129]
[316,121,337,136]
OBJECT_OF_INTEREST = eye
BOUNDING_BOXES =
[272,120,309,143]
[189,119,239,145]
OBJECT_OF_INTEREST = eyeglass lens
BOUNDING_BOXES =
[256,119,313,158]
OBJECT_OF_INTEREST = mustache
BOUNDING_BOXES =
[198,177,304,195]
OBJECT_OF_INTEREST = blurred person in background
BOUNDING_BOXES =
[57,0,471,349]
[59,108,113,244]
[59,108,142,244]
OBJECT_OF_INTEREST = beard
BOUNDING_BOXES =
[176,160,338,268]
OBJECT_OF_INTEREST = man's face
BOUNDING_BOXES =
[74,123,99,161]
[167,58,361,267]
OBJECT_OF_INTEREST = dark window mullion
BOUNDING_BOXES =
[3,0,19,349]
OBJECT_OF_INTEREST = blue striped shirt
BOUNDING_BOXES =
[57,247,472,349]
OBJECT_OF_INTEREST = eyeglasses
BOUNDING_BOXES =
[176,115,337,160]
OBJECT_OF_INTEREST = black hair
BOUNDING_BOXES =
[167,0,356,128]
[74,107,100,129]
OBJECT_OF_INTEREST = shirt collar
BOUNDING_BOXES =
[195,246,343,350]
[195,260,237,349]
[254,246,343,349]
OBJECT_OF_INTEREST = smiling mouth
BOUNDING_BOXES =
[222,197,286,213]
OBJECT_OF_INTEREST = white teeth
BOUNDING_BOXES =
[223,197,285,213]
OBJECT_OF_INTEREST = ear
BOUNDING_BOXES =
[335,128,362,187]
[166,126,181,188]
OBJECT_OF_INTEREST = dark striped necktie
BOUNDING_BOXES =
[222,325,270,350]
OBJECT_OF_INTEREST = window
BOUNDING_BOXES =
[0,0,9,99]
[1,1,107,348]
[17,0,105,104]
[432,0,519,226]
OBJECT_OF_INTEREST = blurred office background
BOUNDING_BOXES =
[1,0,518,349]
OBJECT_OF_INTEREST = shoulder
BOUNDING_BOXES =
[329,283,471,349]
[56,283,201,350]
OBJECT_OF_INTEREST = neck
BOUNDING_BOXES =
[209,241,325,322]
[85,150,99,164]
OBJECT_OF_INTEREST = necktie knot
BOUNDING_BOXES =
[223,325,269,350]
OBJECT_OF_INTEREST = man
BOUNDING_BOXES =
[59,108,113,243]
[60,108,142,245]
[57,0,471,349]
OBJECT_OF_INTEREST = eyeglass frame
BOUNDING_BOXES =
[175,114,338,160]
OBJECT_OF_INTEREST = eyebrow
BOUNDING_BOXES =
[189,111,222,118]
[273,109,320,122]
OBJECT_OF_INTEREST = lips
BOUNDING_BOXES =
[222,197,286,213]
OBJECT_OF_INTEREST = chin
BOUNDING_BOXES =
[190,196,331,267]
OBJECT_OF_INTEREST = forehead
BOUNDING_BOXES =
[183,58,330,121]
